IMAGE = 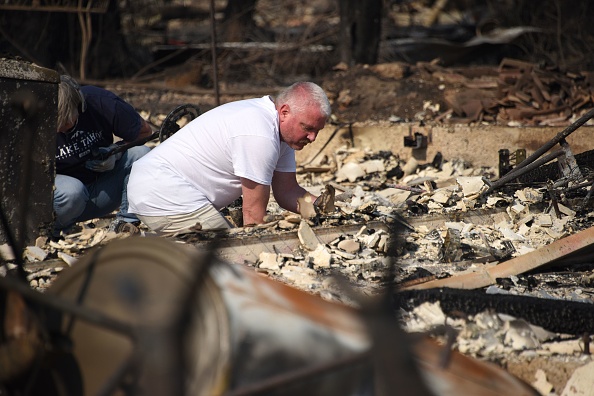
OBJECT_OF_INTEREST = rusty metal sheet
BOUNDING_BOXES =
[47,237,372,395]
[44,237,540,395]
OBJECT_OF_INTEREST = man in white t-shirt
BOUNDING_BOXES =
[127,81,331,232]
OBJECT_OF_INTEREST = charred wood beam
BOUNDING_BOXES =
[394,288,594,336]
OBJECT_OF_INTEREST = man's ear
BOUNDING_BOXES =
[279,104,290,120]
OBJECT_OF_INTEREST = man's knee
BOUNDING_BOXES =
[53,176,88,224]
[125,145,151,163]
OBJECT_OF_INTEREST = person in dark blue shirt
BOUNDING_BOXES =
[53,75,152,238]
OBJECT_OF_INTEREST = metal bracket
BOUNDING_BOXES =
[404,132,428,150]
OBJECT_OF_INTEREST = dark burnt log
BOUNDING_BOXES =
[338,0,382,66]
[394,288,594,336]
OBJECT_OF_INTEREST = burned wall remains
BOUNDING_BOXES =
[0,59,58,246]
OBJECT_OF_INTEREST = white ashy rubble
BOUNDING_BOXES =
[3,143,592,392]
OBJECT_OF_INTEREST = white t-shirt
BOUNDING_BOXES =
[128,96,296,216]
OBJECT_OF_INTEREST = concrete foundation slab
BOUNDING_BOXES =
[297,122,594,169]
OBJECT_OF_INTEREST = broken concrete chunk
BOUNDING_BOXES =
[444,221,466,232]
[456,176,486,197]
[404,302,447,333]
[363,233,381,250]
[355,225,367,238]
[277,220,297,230]
[503,319,540,350]
[337,239,361,254]
[24,246,47,262]
[402,157,418,176]
[280,265,319,287]
[57,252,77,267]
[0,244,15,261]
[499,227,525,241]
[360,159,385,174]
[309,245,332,268]
[335,162,365,182]
[377,234,389,252]
[557,203,576,217]
[427,201,443,210]
[486,196,507,207]
[284,214,302,224]
[431,189,453,204]
[258,252,281,271]
[509,202,527,216]
[534,214,553,227]
[26,268,54,281]
[332,249,357,260]
[35,236,48,248]
[441,161,455,176]
[544,228,565,239]
[561,360,594,396]
[298,220,323,251]
[516,188,543,204]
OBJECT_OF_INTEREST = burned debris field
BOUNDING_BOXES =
[3,1,594,395]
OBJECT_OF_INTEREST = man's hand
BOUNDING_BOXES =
[85,144,122,172]
[314,184,335,214]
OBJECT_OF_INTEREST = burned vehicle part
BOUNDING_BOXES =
[1,236,540,395]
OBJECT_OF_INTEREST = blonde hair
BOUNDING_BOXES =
[57,76,84,131]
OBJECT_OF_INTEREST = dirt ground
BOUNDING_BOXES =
[322,63,448,123]
[110,61,477,128]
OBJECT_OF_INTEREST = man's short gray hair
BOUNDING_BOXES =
[275,81,332,119]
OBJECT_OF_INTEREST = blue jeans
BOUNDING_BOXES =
[53,146,150,234]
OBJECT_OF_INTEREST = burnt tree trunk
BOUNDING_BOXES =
[0,0,148,79]
[222,0,258,41]
[338,0,382,66]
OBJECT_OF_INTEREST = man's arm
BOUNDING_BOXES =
[240,177,271,225]
[136,118,154,141]
[271,171,316,213]
[122,118,153,144]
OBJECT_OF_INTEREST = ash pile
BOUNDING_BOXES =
[5,115,594,394]
[4,103,594,395]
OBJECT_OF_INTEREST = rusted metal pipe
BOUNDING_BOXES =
[515,107,594,172]
[484,107,594,194]
[483,149,565,195]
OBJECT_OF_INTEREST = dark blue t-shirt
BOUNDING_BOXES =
[56,86,142,184]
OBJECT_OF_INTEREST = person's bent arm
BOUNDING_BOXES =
[271,171,316,213]
[134,118,154,142]
[119,118,153,145]
[241,177,271,225]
